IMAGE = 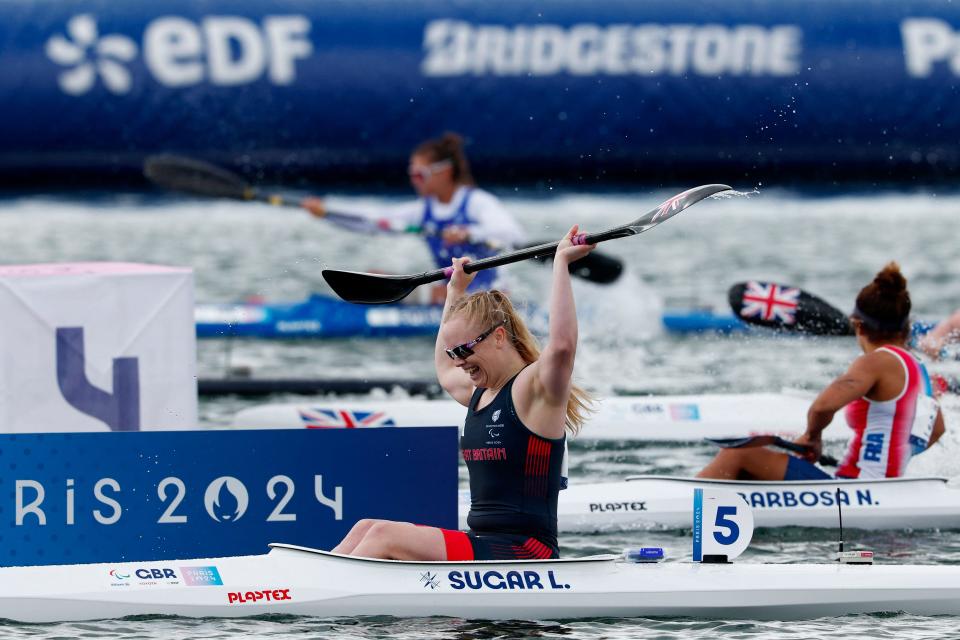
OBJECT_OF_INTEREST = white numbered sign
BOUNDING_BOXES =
[692,487,754,562]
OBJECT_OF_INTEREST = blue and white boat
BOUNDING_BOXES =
[195,294,445,339]
[194,294,748,339]
[196,294,937,340]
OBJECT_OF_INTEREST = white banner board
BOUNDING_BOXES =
[0,262,196,432]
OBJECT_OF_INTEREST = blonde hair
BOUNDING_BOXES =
[446,290,593,435]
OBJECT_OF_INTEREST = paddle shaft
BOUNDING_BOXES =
[449,227,645,279]
[708,435,838,467]
[217,187,423,235]
[775,438,839,468]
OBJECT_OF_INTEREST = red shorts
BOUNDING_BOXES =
[439,528,558,561]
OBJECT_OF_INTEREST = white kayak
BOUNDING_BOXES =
[230,390,847,442]
[4,542,960,622]
[457,475,960,533]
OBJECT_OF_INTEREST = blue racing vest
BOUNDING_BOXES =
[421,189,499,290]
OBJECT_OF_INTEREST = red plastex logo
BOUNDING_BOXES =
[227,588,292,604]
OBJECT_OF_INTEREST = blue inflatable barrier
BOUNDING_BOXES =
[1,0,959,182]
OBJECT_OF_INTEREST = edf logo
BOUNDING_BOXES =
[45,13,313,95]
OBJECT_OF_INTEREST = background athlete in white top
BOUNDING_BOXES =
[303,132,525,303]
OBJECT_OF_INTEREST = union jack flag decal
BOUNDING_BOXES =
[298,408,397,429]
[739,281,800,324]
[653,192,685,221]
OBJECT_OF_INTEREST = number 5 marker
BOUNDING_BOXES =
[692,487,754,562]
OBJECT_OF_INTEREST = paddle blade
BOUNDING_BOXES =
[728,281,853,336]
[144,154,251,200]
[570,251,623,284]
[322,269,424,305]
[584,184,732,244]
[529,246,624,284]
[642,183,732,226]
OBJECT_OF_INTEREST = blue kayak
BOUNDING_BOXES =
[194,295,935,339]
[195,294,444,339]
[195,294,752,339]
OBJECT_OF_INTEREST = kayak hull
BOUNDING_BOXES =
[462,475,960,533]
[230,391,848,442]
[3,544,960,622]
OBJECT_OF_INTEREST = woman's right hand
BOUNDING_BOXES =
[793,432,823,463]
[448,256,475,295]
[555,224,596,265]
[301,197,326,218]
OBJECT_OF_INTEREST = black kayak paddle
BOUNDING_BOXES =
[707,435,839,467]
[323,184,732,304]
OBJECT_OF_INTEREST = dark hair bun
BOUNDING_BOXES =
[853,260,911,338]
[873,261,907,295]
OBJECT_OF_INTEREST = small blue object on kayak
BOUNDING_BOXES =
[623,547,664,563]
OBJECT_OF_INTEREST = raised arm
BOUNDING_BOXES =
[525,226,595,428]
[434,257,475,406]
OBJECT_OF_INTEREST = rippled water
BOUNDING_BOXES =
[1,187,959,639]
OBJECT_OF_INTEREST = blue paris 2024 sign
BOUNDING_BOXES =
[2,427,458,566]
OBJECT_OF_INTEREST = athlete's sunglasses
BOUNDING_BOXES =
[408,160,452,182]
[445,322,505,360]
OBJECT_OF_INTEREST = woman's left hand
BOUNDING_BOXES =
[555,224,596,264]
[447,256,475,295]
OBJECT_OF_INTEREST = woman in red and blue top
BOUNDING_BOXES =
[331,226,594,560]
[698,262,945,481]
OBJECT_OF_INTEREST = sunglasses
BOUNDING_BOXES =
[408,159,452,182]
[445,322,505,360]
